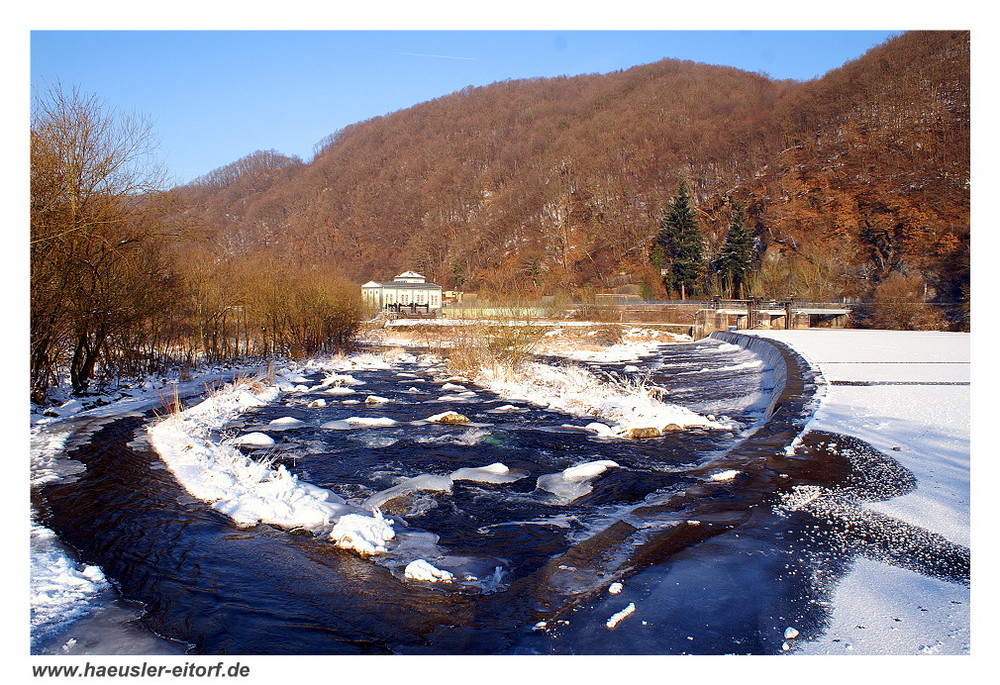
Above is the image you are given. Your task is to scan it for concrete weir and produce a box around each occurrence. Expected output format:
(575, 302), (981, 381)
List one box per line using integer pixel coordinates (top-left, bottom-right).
(710, 330), (812, 424)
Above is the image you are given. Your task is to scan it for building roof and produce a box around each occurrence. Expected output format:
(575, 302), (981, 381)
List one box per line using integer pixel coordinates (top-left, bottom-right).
(363, 281), (443, 290)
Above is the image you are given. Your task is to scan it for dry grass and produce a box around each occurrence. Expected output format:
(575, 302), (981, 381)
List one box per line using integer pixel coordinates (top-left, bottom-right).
(446, 319), (546, 377)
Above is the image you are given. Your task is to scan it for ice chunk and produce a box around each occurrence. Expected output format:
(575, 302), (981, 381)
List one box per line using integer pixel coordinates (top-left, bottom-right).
(364, 474), (453, 510)
(606, 603), (636, 629)
(537, 460), (619, 503)
(451, 462), (528, 484)
(563, 460), (619, 481)
(709, 469), (741, 481)
(344, 416), (398, 428)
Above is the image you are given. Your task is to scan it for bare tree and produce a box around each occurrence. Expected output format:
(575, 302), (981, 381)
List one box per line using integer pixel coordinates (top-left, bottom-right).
(30, 84), (174, 398)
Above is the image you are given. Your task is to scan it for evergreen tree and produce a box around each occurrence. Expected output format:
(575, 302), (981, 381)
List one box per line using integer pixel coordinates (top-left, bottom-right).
(717, 203), (756, 299)
(653, 180), (706, 299)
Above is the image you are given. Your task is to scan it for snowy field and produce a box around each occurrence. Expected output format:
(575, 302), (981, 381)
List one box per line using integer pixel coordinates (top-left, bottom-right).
(748, 329), (972, 655)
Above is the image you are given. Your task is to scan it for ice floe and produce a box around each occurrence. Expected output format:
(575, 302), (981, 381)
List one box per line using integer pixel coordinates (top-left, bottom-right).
(537, 460), (620, 503)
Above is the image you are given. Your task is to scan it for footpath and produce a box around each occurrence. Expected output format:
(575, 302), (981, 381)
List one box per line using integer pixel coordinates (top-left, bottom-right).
(748, 329), (971, 655)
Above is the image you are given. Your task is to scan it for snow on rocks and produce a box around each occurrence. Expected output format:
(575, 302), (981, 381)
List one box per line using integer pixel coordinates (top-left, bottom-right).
(319, 416), (398, 430)
(709, 469), (741, 482)
(330, 510), (395, 556)
(426, 411), (471, 424)
(324, 386), (357, 396)
(404, 559), (455, 583)
(343, 416), (398, 428)
(224, 431), (275, 447)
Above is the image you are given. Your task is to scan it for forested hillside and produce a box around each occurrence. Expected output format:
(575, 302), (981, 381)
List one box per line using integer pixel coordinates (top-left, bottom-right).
(177, 31), (968, 316)
(30, 31), (970, 401)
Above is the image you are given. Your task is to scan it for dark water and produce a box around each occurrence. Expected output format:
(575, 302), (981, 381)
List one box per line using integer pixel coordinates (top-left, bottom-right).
(33, 339), (969, 654)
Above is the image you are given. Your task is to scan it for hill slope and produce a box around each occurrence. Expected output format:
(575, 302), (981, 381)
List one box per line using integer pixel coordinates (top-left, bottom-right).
(177, 31), (969, 321)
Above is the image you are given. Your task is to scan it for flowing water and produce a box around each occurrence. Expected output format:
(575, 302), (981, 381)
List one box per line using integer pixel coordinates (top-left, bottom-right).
(32, 338), (968, 654)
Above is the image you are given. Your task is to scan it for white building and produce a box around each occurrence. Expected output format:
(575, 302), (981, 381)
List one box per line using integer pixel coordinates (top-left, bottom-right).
(361, 271), (444, 313)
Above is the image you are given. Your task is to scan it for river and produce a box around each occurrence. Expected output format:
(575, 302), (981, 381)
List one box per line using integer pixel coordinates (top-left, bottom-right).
(31, 337), (967, 654)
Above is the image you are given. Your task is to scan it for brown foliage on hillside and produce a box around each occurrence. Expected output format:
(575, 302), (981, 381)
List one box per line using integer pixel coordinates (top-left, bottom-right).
(178, 31), (969, 325)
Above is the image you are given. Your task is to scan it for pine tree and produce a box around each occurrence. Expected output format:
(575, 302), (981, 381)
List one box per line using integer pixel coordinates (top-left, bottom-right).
(717, 203), (756, 299)
(653, 180), (706, 299)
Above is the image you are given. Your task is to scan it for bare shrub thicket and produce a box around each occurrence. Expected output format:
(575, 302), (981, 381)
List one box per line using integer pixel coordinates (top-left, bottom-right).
(870, 273), (947, 330)
(30, 86), (363, 402)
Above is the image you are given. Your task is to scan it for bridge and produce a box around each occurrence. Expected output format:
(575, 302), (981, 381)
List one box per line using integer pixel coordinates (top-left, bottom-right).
(693, 298), (851, 338)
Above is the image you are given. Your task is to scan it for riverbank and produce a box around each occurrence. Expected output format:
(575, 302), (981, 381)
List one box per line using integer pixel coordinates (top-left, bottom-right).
(744, 329), (971, 655)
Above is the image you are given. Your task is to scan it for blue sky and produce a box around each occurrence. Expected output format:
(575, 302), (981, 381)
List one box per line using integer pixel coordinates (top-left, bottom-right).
(31, 30), (899, 186)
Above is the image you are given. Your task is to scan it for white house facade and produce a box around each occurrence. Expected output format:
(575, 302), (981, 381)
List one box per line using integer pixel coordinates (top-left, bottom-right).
(362, 271), (444, 312)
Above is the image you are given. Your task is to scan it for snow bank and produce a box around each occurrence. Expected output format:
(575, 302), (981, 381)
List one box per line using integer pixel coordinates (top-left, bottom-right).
(30, 522), (109, 649)
(147, 363), (399, 557)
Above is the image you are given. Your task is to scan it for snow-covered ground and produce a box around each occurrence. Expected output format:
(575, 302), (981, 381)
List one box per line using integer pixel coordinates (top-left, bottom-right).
(747, 329), (972, 655)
